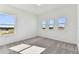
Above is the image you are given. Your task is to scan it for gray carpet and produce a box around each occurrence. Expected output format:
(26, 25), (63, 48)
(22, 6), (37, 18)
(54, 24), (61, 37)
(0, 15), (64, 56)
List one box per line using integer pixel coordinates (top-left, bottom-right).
(0, 36), (78, 54)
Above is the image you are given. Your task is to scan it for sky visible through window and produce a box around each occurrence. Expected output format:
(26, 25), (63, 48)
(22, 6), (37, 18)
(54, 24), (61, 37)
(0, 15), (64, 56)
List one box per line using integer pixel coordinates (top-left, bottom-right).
(0, 14), (15, 27)
(58, 17), (65, 24)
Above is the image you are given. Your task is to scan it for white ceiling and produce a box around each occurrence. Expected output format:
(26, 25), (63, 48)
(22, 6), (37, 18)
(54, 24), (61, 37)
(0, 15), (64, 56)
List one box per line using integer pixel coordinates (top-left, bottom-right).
(9, 4), (75, 15)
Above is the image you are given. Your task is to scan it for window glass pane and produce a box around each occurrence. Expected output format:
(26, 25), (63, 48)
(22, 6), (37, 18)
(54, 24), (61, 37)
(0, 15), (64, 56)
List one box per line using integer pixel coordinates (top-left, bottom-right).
(0, 14), (15, 35)
(58, 17), (65, 28)
(58, 17), (65, 24)
(48, 19), (54, 25)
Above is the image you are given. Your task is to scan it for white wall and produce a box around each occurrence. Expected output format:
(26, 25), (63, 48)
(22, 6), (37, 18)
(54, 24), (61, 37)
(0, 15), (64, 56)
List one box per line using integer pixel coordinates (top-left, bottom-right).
(77, 5), (79, 50)
(38, 5), (77, 44)
(0, 5), (37, 45)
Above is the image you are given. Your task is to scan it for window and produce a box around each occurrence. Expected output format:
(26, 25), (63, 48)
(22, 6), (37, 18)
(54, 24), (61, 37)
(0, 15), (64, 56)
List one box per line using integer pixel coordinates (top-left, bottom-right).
(58, 17), (65, 28)
(0, 14), (15, 35)
(48, 19), (54, 29)
(42, 20), (46, 29)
